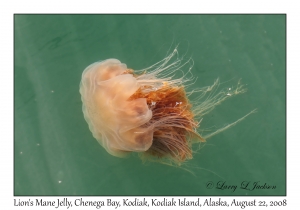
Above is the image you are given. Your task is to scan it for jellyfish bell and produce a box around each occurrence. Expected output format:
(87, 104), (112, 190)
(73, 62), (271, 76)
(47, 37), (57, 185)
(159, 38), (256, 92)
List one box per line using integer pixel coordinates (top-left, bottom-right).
(80, 59), (155, 157)
(79, 48), (255, 165)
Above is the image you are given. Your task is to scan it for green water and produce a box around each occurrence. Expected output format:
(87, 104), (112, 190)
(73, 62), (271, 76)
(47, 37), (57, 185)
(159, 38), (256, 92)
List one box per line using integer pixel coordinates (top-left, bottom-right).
(15, 15), (285, 196)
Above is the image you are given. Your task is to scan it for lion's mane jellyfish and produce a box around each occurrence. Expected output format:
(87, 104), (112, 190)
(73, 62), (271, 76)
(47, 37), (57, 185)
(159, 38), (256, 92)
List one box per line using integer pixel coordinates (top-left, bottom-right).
(79, 48), (255, 165)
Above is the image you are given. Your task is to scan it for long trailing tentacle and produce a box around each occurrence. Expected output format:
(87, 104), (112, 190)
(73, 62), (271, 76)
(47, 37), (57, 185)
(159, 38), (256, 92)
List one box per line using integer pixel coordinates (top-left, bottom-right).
(127, 45), (255, 166)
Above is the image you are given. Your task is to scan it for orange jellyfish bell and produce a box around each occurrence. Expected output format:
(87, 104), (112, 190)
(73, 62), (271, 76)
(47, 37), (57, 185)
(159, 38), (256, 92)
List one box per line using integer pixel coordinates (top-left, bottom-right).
(79, 59), (154, 157)
(79, 48), (255, 165)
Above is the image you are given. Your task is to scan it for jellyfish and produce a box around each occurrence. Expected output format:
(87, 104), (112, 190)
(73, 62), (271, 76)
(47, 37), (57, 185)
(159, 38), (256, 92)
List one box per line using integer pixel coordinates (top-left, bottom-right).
(79, 47), (255, 165)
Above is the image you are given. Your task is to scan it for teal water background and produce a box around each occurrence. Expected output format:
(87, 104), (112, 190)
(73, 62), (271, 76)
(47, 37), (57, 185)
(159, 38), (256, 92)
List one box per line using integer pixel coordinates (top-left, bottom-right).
(14, 15), (285, 195)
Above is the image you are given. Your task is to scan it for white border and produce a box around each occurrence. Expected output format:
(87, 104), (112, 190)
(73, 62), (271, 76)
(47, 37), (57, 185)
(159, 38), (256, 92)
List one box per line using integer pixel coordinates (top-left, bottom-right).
(2, 0), (298, 208)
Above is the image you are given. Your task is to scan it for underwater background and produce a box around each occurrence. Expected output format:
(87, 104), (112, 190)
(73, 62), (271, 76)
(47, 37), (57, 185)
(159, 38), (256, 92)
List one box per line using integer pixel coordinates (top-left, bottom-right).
(14, 14), (285, 196)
